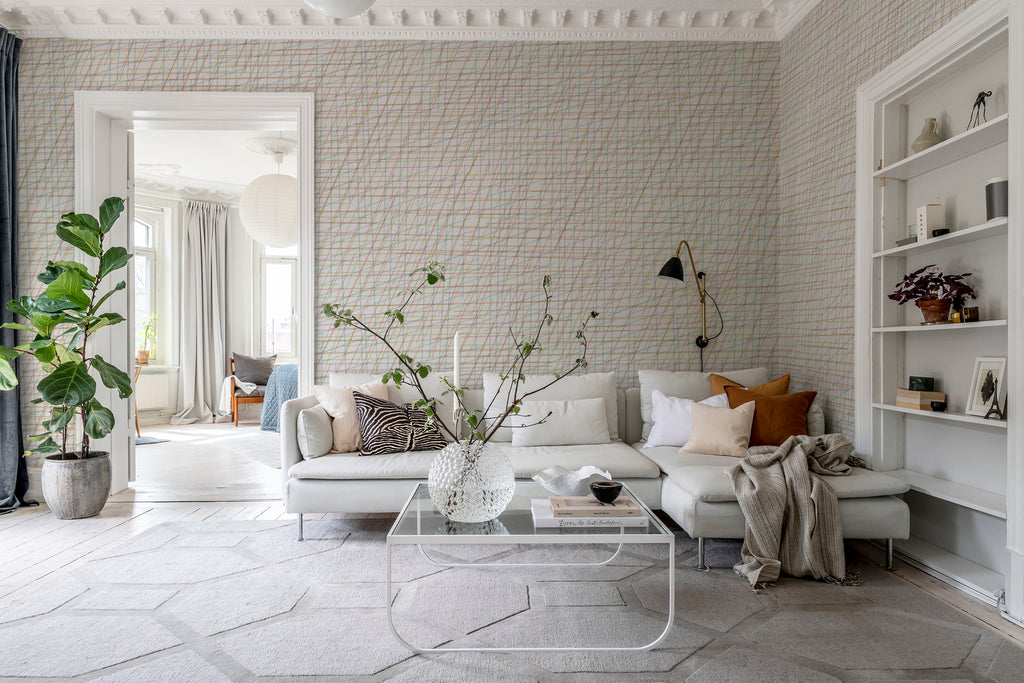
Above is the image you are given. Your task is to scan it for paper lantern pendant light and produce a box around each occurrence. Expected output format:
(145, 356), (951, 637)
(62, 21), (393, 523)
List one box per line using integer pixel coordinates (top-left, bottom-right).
(240, 136), (298, 248)
(239, 174), (298, 248)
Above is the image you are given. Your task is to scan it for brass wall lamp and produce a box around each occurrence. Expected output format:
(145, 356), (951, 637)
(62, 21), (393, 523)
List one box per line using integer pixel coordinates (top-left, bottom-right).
(658, 239), (709, 349)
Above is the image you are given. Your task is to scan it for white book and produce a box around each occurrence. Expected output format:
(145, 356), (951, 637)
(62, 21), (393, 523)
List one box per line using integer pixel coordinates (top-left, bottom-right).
(531, 499), (648, 528)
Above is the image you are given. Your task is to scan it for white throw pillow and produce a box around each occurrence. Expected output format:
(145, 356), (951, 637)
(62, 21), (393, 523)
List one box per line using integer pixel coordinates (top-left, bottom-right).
(638, 367), (768, 440)
(483, 371), (618, 442)
(645, 390), (730, 448)
(681, 401), (756, 458)
(507, 398), (611, 447)
(313, 381), (388, 453)
(807, 400), (825, 437)
(329, 371), (456, 440)
(296, 404), (334, 459)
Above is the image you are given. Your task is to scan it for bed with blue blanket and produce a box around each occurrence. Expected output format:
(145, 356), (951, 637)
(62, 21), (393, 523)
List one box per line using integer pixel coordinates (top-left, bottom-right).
(260, 363), (298, 432)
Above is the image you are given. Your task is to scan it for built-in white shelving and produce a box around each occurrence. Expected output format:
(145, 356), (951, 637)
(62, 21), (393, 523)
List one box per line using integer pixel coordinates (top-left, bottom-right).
(873, 218), (1008, 258)
(872, 402), (1007, 428)
(855, 1), (1016, 618)
(871, 319), (1007, 333)
(888, 468), (1007, 518)
(873, 114), (1008, 181)
(894, 536), (1003, 605)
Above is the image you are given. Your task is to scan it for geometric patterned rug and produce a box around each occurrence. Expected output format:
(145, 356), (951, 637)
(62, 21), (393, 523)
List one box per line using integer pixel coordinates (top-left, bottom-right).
(0, 517), (1021, 681)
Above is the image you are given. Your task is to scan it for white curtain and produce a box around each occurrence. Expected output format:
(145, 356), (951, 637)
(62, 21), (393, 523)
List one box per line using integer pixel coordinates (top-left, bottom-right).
(171, 200), (230, 424)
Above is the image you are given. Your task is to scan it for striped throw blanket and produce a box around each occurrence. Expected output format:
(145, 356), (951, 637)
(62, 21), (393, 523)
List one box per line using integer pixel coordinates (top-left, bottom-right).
(730, 434), (861, 587)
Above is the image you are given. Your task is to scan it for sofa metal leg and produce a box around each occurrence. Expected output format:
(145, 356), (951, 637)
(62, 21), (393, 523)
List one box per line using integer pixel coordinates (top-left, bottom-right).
(885, 539), (894, 570)
(297, 513), (304, 542)
(695, 537), (710, 572)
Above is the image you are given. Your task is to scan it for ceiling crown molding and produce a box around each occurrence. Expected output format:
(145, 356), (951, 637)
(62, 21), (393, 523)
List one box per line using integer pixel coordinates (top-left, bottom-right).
(0, 1), (823, 41)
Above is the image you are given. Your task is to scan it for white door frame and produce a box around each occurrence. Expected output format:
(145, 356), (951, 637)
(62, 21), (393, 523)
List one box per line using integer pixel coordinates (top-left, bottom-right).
(74, 91), (315, 494)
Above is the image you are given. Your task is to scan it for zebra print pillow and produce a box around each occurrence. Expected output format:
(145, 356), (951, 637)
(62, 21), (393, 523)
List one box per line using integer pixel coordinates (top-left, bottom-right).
(353, 391), (448, 456)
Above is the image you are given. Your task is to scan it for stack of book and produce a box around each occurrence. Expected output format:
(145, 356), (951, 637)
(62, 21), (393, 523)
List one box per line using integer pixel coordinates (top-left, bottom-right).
(896, 388), (946, 410)
(531, 496), (648, 528)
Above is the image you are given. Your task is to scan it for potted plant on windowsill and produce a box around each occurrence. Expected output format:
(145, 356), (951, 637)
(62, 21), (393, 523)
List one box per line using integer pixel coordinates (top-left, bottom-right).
(888, 264), (976, 324)
(322, 262), (598, 523)
(0, 197), (134, 519)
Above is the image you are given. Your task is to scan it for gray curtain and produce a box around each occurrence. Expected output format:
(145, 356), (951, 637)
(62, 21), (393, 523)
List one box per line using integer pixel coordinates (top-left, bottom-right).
(0, 29), (33, 515)
(171, 200), (230, 424)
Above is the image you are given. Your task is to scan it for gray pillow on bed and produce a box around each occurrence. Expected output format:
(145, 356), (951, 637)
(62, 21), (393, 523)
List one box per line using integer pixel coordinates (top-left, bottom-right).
(233, 352), (276, 385)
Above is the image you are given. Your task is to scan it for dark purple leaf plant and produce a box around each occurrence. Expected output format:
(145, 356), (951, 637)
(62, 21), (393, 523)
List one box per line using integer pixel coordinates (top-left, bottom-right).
(888, 265), (976, 306)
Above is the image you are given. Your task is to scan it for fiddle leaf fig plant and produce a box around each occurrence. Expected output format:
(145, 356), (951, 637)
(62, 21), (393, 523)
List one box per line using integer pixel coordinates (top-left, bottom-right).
(322, 262), (599, 445)
(0, 197), (134, 459)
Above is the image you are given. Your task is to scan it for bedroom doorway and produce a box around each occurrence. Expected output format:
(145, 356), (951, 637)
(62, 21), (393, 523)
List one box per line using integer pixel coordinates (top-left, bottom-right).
(75, 92), (314, 500)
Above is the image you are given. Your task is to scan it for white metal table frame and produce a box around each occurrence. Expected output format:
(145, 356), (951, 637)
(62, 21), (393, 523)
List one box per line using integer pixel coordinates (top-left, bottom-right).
(386, 482), (675, 653)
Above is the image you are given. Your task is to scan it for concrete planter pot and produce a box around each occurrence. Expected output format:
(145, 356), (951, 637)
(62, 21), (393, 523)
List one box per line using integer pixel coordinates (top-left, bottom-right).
(41, 451), (111, 520)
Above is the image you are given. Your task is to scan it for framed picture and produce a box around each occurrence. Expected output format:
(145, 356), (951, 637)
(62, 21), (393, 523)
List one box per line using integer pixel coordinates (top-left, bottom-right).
(966, 357), (1007, 417)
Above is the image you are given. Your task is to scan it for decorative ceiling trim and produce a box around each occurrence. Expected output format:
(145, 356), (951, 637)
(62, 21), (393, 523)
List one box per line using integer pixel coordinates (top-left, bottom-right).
(136, 175), (242, 203)
(0, 1), (823, 41)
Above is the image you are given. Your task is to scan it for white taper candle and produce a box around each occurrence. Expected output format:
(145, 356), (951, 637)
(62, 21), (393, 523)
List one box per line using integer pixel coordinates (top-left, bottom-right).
(453, 331), (461, 389)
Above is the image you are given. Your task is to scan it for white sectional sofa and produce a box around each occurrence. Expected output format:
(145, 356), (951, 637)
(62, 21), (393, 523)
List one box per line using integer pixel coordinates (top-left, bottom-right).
(281, 368), (910, 568)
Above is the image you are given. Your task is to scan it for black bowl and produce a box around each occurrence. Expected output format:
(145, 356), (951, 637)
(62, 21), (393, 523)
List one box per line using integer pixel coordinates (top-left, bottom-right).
(930, 400), (947, 412)
(590, 480), (623, 504)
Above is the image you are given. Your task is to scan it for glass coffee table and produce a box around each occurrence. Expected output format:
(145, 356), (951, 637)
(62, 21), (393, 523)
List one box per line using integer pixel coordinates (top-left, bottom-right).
(387, 482), (675, 653)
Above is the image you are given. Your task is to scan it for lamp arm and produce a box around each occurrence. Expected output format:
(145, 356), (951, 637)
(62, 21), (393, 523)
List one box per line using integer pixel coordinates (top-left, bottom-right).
(674, 240), (709, 347)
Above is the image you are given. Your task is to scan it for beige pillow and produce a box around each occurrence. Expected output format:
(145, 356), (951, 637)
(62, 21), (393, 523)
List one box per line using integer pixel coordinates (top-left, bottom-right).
(313, 381), (388, 453)
(680, 400), (755, 458)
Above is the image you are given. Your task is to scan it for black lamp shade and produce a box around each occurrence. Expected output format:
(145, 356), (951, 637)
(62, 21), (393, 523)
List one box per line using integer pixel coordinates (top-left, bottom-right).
(658, 256), (685, 282)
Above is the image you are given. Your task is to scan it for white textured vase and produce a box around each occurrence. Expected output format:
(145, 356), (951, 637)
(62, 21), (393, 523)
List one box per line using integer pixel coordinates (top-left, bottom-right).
(428, 441), (515, 523)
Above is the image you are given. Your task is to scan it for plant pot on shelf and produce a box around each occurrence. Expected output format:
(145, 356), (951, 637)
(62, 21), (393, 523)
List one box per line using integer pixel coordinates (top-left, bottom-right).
(136, 349), (150, 365)
(41, 451), (112, 520)
(916, 298), (952, 324)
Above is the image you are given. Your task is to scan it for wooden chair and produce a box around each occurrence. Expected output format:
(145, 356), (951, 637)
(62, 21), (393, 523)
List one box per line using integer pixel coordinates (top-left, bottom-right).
(230, 356), (265, 427)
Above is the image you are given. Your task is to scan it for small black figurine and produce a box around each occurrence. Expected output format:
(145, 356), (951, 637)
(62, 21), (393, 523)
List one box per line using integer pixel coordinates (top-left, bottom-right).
(968, 90), (993, 130)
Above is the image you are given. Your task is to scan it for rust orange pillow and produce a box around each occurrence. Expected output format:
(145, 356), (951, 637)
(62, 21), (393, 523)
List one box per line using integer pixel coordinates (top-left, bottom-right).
(711, 373), (791, 396)
(724, 386), (817, 447)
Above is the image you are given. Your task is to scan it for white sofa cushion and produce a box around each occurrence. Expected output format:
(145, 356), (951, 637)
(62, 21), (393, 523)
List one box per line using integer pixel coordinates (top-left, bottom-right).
(314, 381), (388, 453)
(296, 404), (334, 459)
(289, 441), (661, 480)
(639, 445), (910, 501)
(483, 371), (619, 442)
(508, 398), (611, 446)
(680, 401), (755, 457)
(639, 367), (768, 439)
(329, 371), (456, 440)
(646, 390), (730, 448)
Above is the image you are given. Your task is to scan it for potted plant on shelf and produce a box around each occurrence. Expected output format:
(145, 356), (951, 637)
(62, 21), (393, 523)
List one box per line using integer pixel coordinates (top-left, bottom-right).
(888, 264), (976, 324)
(0, 197), (134, 519)
(137, 314), (157, 365)
(323, 262), (598, 523)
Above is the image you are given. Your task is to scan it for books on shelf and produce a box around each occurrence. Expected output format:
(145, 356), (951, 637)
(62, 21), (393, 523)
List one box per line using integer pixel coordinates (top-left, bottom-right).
(531, 499), (649, 528)
(895, 388), (945, 410)
(548, 495), (643, 517)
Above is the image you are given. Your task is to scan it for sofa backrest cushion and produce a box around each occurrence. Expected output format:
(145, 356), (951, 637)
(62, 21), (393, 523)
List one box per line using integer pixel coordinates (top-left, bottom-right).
(638, 367), (768, 440)
(507, 398), (611, 447)
(483, 371), (619, 442)
(329, 371), (456, 440)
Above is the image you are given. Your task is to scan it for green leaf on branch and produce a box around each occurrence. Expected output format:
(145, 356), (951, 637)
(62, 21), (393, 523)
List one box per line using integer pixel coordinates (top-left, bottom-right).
(97, 197), (125, 234)
(0, 358), (17, 390)
(1, 322), (34, 333)
(98, 247), (132, 280)
(44, 405), (76, 432)
(37, 361), (96, 407)
(44, 270), (90, 310)
(34, 345), (56, 365)
(84, 399), (115, 439)
(38, 262), (63, 285)
(55, 219), (101, 257)
(30, 312), (62, 337)
(542, 275), (551, 287)
(6, 296), (32, 318)
(27, 438), (60, 455)
(89, 280), (126, 314)
(33, 296), (80, 314)
(91, 355), (133, 398)
(417, 365), (430, 379)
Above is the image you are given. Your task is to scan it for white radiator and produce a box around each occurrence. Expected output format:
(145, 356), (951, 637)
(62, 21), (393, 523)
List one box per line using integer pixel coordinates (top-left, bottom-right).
(136, 371), (175, 412)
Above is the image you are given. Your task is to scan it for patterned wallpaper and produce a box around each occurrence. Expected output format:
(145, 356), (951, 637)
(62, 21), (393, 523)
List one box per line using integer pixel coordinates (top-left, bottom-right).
(772, 0), (976, 435)
(15, 40), (779, 430)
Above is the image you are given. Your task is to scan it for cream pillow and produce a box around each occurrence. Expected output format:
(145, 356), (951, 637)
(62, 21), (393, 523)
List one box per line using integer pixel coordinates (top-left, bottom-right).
(483, 371), (618, 442)
(313, 381), (388, 453)
(507, 398), (611, 447)
(681, 401), (755, 458)
(296, 405), (334, 460)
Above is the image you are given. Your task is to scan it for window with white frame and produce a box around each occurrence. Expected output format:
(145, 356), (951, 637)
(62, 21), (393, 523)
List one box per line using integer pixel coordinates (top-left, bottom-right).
(133, 214), (157, 355)
(260, 243), (298, 360)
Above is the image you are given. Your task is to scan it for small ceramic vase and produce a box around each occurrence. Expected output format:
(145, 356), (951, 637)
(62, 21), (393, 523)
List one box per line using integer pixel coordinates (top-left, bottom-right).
(911, 117), (944, 154)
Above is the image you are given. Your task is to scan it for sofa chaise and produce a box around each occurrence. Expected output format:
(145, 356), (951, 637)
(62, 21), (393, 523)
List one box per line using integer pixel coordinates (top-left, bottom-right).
(281, 368), (910, 569)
